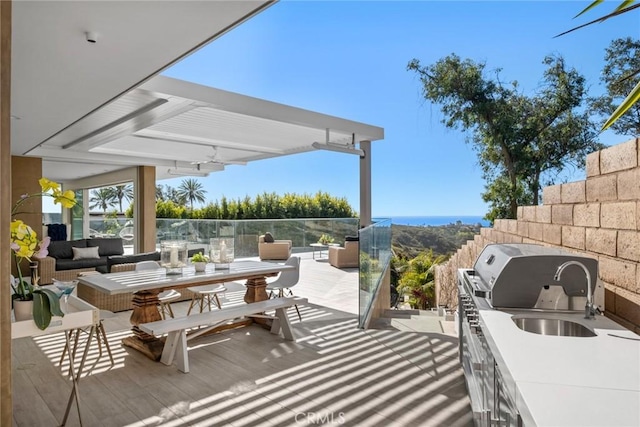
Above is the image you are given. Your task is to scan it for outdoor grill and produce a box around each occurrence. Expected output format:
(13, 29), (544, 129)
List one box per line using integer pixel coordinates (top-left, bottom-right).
(461, 243), (600, 309)
(457, 243), (604, 425)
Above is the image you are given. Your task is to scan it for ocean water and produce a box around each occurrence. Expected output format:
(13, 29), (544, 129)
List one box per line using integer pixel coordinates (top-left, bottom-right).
(380, 215), (490, 227)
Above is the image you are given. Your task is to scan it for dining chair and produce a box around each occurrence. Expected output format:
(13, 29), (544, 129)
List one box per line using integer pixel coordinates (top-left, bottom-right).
(135, 260), (181, 319)
(186, 283), (228, 315)
(266, 256), (302, 321)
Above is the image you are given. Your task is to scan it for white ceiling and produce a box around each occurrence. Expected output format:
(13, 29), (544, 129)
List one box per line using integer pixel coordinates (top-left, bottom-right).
(12, 1), (384, 186)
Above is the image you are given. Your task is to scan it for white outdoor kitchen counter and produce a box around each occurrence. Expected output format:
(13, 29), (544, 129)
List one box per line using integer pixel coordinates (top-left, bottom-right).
(479, 309), (640, 427)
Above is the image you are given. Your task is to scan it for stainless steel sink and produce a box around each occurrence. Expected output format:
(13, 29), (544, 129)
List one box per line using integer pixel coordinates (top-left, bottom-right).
(512, 317), (596, 337)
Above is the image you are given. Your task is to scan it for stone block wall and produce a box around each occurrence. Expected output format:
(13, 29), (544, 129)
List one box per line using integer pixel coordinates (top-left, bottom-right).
(435, 138), (640, 334)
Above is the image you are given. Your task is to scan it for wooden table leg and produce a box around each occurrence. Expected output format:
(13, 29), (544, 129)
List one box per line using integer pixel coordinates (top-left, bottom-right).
(244, 277), (273, 329)
(244, 277), (269, 303)
(122, 290), (166, 361)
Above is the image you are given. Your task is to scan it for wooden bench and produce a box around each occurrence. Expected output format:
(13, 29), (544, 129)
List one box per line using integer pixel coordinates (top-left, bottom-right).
(139, 296), (308, 373)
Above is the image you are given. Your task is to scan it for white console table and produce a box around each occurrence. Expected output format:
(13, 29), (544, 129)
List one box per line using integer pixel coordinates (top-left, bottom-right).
(12, 294), (100, 426)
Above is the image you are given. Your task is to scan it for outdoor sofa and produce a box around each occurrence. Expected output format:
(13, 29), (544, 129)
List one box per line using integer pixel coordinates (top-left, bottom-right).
(34, 237), (127, 285)
(36, 239), (205, 312)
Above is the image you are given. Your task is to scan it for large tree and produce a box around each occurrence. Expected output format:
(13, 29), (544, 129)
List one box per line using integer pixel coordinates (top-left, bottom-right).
(156, 184), (187, 205)
(89, 188), (115, 213)
(176, 178), (207, 210)
(107, 184), (134, 212)
(408, 54), (602, 220)
(589, 37), (640, 137)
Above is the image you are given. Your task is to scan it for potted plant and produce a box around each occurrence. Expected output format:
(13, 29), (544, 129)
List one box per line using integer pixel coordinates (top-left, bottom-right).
(10, 178), (77, 330)
(318, 234), (334, 245)
(191, 252), (209, 272)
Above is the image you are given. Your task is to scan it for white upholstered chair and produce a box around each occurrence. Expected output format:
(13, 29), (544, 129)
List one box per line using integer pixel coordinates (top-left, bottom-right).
(266, 256), (302, 321)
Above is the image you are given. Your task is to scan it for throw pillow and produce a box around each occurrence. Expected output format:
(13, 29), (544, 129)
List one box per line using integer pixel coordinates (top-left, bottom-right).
(263, 232), (275, 243)
(88, 237), (124, 256)
(72, 246), (100, 260)
(48, 239), (88, 259)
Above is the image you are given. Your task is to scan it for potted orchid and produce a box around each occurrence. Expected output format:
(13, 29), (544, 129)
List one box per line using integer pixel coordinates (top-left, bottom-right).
(11, 178), (77, 330)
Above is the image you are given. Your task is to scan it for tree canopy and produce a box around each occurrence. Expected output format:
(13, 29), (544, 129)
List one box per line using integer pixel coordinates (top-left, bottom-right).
(408, 54), (603, 221)
(561, 1), (640, 131)
(395, 250), (446, 310)
(126, 189), (357, 220)
(589, 37), (640, 137)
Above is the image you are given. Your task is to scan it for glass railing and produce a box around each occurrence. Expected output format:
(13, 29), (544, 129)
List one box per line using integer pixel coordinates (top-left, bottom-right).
(88, 217), (132, 240)
(87, 217), (360, 257)
(86, 216), (391, 328)
(358, 218), (392, 328)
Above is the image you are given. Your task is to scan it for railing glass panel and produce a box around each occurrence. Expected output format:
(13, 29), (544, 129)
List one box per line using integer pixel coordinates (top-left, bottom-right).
(86, 216), (391, 328)
(358, 218), (392, 328)
(87, 217), (359, 257)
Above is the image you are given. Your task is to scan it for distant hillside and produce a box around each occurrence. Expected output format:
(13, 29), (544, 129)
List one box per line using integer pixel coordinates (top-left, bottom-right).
(392, 222), (484, 259)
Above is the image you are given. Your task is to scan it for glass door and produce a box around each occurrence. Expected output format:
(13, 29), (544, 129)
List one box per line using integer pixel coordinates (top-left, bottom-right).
(70, 189), (84, 240)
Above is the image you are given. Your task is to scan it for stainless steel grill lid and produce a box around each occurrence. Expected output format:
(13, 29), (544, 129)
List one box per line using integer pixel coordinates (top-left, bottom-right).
(472, 243), (598, 308)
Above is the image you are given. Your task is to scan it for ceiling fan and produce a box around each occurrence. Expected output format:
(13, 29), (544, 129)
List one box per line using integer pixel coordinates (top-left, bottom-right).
(190, 146), (247, 166)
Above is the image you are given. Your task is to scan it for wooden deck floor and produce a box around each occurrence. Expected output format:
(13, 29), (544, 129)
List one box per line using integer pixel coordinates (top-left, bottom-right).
(12, 251), (472, 426)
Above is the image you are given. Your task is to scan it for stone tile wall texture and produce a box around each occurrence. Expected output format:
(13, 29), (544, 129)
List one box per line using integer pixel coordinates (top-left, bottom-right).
(437, 138), (640, 334)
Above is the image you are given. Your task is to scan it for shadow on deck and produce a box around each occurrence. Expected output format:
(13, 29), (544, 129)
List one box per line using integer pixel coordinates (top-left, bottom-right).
(12, 251), (472, 426)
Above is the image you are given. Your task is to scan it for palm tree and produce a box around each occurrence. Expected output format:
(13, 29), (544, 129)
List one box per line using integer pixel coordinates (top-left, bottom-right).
(156, 184), (165, 201)
(108, 184), (134, 212)
(176, 178), (207, 210)
(167, 187), (187, 205)
(89, 188), (115, 213)
(396, 251), (446, 310)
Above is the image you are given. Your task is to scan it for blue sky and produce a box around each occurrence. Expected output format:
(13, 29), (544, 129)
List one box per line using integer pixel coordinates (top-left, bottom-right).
(121, 2), (640, 217)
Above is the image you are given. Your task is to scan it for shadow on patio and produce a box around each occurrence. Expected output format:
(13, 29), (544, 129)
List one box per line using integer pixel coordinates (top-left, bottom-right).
(12, 253), (472, 427)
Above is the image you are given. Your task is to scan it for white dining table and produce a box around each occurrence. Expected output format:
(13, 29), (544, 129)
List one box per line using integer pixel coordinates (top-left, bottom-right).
(78, 260), (293, 360)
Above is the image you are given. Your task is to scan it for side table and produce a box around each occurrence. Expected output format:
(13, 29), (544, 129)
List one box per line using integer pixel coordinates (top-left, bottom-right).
(310, 243), (339, 259)
(12, 294), (99, 426)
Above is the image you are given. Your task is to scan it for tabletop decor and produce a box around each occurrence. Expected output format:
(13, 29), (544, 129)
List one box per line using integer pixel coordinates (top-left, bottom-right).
(318, 234), (334, 245)
(210, 238), (234, 269)
(11, 178), (77, 329)
(190, 251), (209, 272)
(160, 241), (188, 274)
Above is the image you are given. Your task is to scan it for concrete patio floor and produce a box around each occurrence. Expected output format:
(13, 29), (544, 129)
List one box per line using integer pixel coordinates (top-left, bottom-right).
(12, 251), (472, 426)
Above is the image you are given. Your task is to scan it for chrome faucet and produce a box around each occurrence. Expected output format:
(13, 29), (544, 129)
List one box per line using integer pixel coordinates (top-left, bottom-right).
(554, 260), (596, 319)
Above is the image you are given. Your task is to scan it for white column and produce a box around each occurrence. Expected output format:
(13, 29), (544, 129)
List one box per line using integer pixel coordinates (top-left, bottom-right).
(359, 140), (372, 227)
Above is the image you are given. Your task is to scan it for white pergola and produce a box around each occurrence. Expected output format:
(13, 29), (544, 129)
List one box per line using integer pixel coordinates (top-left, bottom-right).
(2, 2), (384, 421)
(30, 74), (383, 183)
(31, 75), (384, 229)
